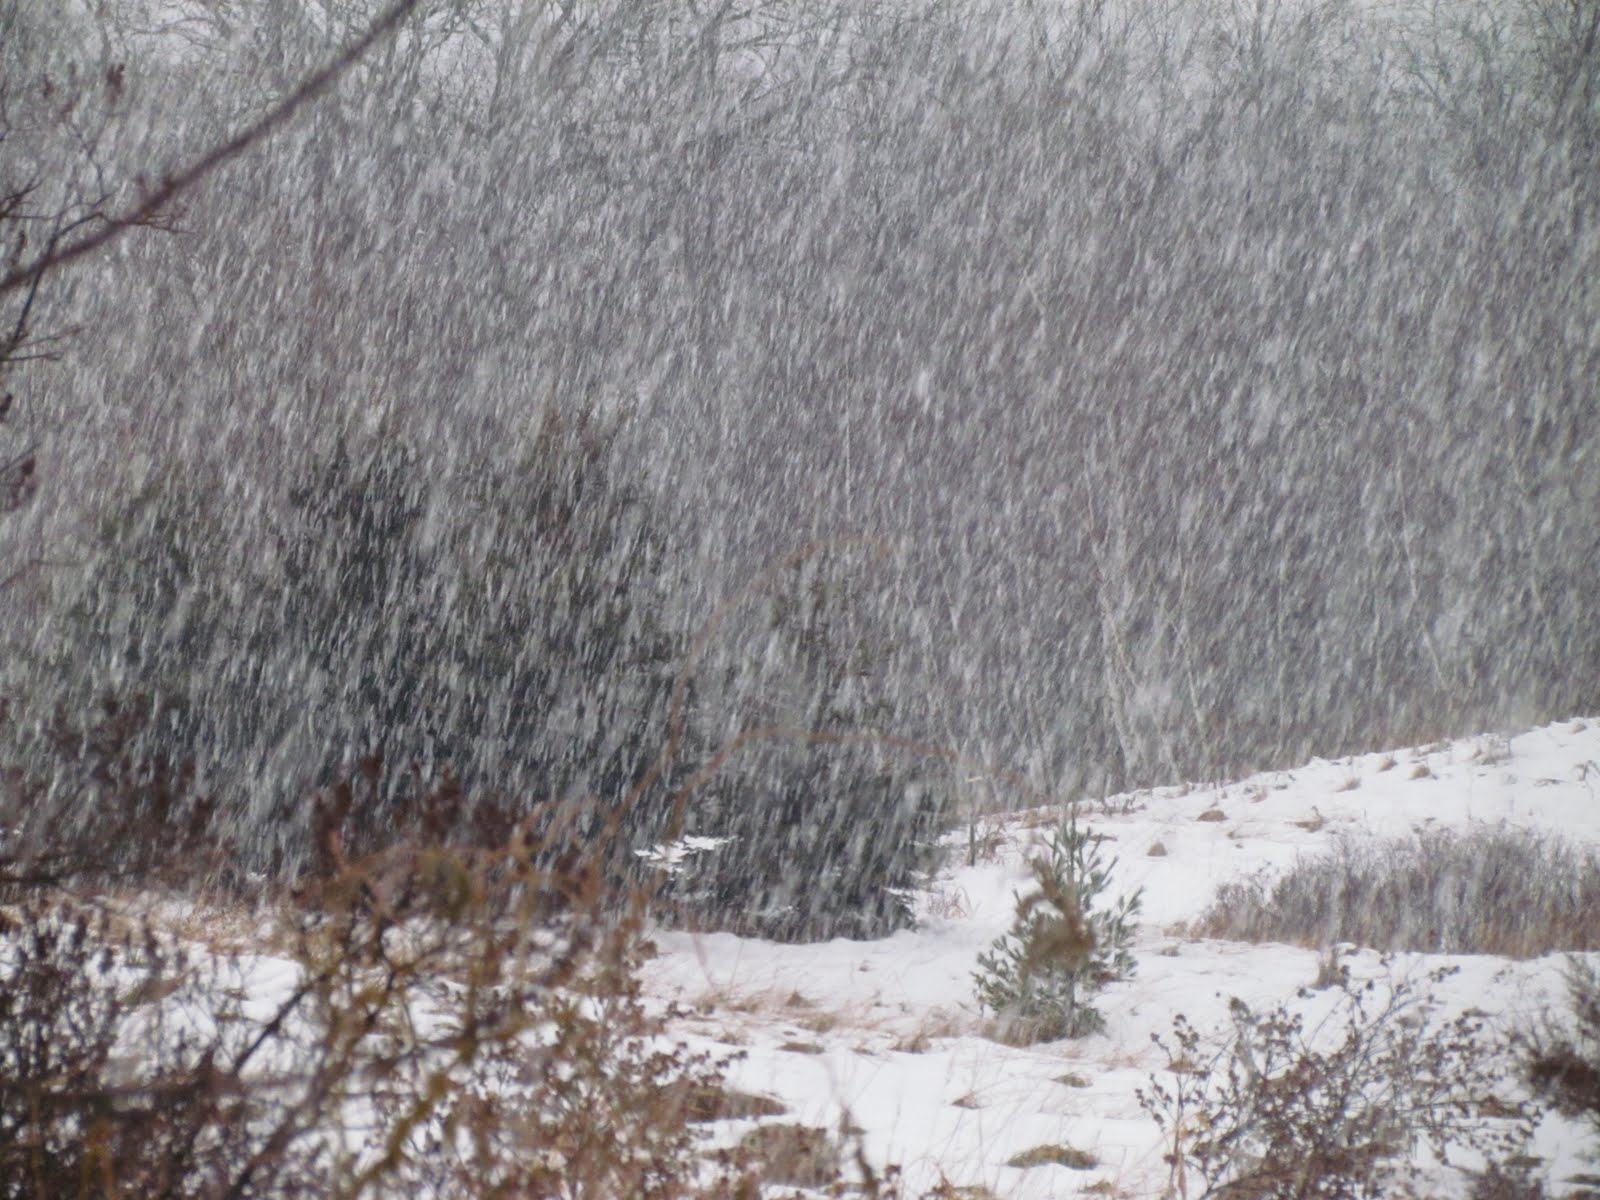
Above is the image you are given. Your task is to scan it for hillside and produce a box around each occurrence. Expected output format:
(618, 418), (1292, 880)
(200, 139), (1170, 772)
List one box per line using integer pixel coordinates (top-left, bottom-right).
(644, 718), (1600, 1196)
(3, 718), (1597, 1196)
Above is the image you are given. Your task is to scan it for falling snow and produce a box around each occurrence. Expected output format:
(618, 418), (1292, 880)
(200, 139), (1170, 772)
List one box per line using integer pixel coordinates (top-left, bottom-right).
(0, 0), (1597, 1189)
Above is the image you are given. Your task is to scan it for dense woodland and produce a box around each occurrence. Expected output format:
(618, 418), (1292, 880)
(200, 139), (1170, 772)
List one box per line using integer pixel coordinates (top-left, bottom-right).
(1, 0), (1596, 932)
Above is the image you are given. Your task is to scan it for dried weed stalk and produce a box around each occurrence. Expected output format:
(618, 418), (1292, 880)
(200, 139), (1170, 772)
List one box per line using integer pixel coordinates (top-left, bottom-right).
(1137, 967), (1534, 1199)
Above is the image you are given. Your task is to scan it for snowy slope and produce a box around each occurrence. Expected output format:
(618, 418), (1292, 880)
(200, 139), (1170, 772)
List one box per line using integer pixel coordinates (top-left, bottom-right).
(643, 718), (1600, 1197)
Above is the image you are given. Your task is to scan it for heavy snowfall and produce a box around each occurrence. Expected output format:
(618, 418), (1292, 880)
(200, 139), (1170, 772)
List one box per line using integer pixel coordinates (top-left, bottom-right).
(0, 0), (1596, 1195)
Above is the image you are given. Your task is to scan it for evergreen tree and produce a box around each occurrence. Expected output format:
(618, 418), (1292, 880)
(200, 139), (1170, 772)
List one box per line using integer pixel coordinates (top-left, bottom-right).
(975, 807), (1142, 1041)
(34, 405), (687, 880)
(661, 549), (947, 941)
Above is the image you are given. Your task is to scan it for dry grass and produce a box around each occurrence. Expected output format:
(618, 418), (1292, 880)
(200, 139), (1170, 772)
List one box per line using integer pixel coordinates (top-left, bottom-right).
(920, 1182), (1001, 1200)
(1005, 1142), (1098, 1169)
(891, 1007), (969, 1053)
(1083, 792), (1149, 817)
(799, 1009), (841, 1035)
(732, 1123), (842, 1188)
(1472, 734), (1514, 765)
(678, 1082), (788, 1123)
(922, 882), (974, 920)
(1197, 826), (1600, 955)
(778, 1039), (826, 1055)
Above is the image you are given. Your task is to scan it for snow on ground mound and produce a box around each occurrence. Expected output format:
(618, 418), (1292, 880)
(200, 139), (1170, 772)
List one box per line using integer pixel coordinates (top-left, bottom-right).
(643, 718), (1600, 1198)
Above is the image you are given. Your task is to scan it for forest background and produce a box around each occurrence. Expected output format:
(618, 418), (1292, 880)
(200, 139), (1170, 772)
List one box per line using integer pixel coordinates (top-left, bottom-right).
(0, 0), (1595, 936)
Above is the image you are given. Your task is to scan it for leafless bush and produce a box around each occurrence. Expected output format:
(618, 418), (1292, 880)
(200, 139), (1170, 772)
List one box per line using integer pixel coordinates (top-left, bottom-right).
(0, 698), (753, 1197)
(0, 694), (226, 895)
(0, 789), (749, 1199)
(1138, 967), (1534, 1199)
(0, 692), (965, 1198)
(1196, 827), (1600, 956)
(1520, 956), (1600, 1194)
(0, 893), (323, 1198)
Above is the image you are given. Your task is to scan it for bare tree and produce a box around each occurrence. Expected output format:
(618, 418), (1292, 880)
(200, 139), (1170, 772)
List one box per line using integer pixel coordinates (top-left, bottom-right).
(0, 0), (423, 343)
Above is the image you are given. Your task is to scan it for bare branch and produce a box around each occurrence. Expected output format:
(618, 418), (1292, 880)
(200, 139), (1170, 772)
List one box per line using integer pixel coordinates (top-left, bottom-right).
(0, 0), (425, 298)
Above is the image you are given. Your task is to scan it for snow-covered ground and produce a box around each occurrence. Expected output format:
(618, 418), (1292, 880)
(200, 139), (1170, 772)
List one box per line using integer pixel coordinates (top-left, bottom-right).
(50, 718), (1597, 1195)
(643, 718), (1600, 1197)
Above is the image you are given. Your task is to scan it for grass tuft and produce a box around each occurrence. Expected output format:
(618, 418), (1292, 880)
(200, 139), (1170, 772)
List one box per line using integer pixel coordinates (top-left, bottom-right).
(1005, 1143), (1098, 1169)
(732, 1123), (842, 1188)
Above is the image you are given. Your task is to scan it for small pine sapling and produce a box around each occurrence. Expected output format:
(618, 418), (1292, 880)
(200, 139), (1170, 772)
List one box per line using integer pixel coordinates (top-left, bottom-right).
(974, 806), (1142, 1041)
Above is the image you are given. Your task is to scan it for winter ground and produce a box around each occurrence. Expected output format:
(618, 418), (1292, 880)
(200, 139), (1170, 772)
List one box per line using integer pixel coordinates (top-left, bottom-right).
(74, 719), (1600, 1196)
(643, 719), (1600, 1197)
